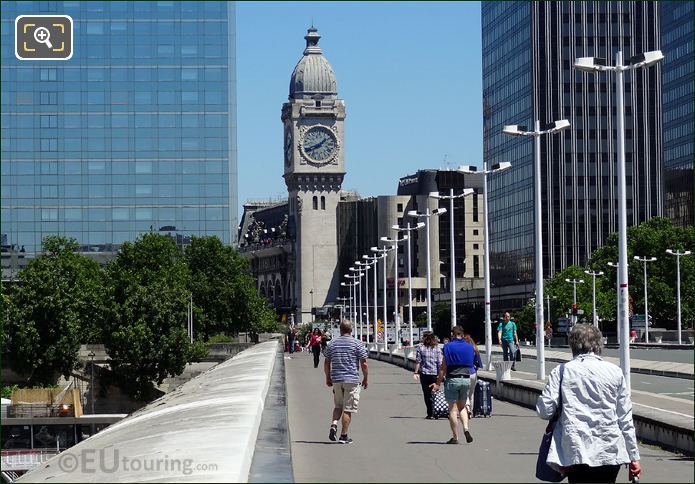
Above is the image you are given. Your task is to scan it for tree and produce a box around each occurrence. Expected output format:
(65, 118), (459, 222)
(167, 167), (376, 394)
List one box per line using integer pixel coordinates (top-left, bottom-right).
(104, 234), (206, 399)
(5, 236), (107, 386)
(184, 236), (278, 340)
(587, 217), (694, 329)
(432, 302), (451, 340)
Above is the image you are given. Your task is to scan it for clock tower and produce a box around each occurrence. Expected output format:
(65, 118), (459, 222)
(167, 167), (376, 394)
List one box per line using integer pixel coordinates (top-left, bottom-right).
(283, 27), (345, 324)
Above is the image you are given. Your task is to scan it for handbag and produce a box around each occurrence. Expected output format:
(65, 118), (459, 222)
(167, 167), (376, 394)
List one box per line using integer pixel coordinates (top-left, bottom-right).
(515, 347), (522, 362)
(536, 364), (565, 482)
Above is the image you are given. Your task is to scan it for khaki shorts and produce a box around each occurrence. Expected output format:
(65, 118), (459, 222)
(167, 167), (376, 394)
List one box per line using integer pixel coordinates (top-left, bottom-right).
(332, 382), (361, 413)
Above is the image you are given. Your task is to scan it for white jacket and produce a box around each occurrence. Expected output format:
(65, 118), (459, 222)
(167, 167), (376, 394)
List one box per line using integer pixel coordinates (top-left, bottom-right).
(536, 353), (640, 470)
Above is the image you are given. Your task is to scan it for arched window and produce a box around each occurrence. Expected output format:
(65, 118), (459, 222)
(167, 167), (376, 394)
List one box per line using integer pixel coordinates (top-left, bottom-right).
(321, 196), (326, 210)
(312, 196), (318, 210)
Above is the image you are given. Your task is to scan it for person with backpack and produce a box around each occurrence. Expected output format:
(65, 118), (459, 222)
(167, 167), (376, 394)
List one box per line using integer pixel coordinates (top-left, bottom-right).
(497, 312), (519, 371)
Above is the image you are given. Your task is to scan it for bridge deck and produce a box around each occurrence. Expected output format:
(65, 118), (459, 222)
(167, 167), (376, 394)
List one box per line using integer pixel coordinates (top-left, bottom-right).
(286, 351), (693, 483)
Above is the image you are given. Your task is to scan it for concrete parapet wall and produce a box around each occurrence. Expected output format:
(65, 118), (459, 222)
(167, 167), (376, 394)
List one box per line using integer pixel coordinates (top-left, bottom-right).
(367, 345), (694, 456)
(17, 341), (280, 483)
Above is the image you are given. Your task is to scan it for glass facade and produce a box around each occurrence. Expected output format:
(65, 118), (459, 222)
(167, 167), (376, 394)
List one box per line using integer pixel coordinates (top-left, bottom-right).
(661, 1), (694, 227)
(1, 1), (237, 256)
(483, 1), (663, 286)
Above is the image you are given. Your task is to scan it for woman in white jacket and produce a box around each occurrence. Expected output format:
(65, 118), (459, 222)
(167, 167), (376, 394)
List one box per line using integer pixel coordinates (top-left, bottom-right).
(536, 324), (641, 483)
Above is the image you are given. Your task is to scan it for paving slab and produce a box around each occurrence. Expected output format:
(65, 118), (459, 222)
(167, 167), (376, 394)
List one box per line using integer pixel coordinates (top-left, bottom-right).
(286, 351), (693, 483)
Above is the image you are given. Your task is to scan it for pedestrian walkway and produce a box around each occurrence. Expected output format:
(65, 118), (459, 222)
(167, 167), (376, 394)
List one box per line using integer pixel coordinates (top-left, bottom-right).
(285, 352), (693, 483)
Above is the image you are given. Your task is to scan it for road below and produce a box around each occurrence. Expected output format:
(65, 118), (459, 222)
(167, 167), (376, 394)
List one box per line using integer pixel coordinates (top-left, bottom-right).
(285, 350), (693, 483)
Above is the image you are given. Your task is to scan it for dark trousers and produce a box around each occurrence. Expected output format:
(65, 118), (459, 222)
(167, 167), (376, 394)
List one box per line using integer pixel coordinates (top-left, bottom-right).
(566, 464), (621, 483)
(419, 374), (438, 417)
(501, 339), (516, 369)
(311, 345), (321, 368)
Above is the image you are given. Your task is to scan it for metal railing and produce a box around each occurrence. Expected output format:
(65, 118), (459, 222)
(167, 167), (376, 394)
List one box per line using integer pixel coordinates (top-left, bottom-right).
(6, 404), (75, 418)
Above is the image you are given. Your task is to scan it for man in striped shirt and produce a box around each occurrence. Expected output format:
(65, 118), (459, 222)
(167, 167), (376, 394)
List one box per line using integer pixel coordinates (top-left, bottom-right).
(324, 319), (369, 444)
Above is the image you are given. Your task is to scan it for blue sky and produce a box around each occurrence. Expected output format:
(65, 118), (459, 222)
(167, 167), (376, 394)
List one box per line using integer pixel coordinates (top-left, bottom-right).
(236, 1), (483, 211)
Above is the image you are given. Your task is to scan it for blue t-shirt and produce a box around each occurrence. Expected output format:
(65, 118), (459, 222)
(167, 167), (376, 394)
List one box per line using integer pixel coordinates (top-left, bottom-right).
(442, 339), (475, 376)
(325, 335), (369, 384)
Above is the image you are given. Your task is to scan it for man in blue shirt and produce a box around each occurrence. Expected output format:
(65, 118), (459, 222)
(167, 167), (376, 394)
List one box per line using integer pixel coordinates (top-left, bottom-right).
(324, 320), (369, 444)
(431, 325), (475, 444)
(497, 312), (519, 371)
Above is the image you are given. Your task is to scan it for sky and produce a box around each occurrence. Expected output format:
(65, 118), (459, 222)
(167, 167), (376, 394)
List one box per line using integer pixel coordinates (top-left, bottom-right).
(236, 1), (483, 213)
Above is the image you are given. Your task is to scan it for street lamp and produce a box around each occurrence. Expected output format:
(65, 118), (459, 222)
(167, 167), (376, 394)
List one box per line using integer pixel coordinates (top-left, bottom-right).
(363, 253), (382, 346)
(350, 266), (366, 341)
(503, 119), (569, 380)
(633, 256), (656, 342)
(429, 188), (474, 328)
(584, 270), (604, 328)
(666, 249), (691, 345)
(342, 276), (360, 339)
(575, 50), (664, 391)
(372, 245), (395, 350)
(337, 296), (351, 322)
(565, 278), (584, 327)
(407, 207), (447, 332)
(381, 235), (409, 347)
(459, 162), (512, 369)
(392, 222), (425, 347)
(356, 260), (374, 343)
(607, 262), (621, 345)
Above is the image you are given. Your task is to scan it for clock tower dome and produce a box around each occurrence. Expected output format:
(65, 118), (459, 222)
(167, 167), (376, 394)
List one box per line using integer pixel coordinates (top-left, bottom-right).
(283, 27), (345, 324)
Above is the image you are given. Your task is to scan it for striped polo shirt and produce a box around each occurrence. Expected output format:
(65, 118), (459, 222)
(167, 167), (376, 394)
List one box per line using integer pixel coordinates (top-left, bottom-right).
(325, 335), (369, 384)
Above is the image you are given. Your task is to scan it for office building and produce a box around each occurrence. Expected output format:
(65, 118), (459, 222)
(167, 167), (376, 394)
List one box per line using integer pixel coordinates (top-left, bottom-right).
(482, 2), (663, 294)
(1, 1), (238, 270)
(661, 1), (694, 228)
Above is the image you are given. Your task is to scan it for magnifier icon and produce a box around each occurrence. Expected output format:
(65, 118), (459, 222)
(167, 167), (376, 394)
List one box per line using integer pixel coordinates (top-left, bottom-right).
(34, 27), (53, 49)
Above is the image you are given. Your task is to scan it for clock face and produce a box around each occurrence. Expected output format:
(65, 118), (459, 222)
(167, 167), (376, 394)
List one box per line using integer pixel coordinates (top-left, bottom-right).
(301, 126), (337, 163)
(284, 129), (293, 165)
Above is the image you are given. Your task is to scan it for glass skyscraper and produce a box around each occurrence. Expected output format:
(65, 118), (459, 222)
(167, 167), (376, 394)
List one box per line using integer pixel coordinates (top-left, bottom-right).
(1, 1), (237, 260)
(482, 1), (663, 287)
(661, 1), (694, 228)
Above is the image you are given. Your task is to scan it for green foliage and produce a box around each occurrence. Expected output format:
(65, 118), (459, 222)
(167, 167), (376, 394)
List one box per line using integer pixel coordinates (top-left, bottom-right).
(184, 236), (278, 339)
(1, 384), (18, 399)
(512, 301), (537, 340)
(206, 334), (235, 344)
(5, 236), (108, 385)
(587, 218), (694, 329)
(544, 218), (694, 331)
(104, 234), (206, 399)
(432, 302), (451, 340)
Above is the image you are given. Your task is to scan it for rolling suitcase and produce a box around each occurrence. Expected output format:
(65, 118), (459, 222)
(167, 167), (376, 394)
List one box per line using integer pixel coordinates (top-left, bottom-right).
(431, 389), (449, 419)
(472, 380), (492, 417)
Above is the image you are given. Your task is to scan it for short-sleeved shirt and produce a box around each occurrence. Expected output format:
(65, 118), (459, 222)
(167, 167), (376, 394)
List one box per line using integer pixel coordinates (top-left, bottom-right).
(325, 335), (369, 384)
(442, 339), (475, 377)
(497, 321), (517, 341)
(416, 344), (442, 375)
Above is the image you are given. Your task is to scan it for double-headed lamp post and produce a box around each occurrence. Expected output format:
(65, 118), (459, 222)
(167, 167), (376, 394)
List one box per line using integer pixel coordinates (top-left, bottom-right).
(363, 253), (382, 346)
(575, 50), (663, 391)
(633, 256), (656, 343)
(407, 207), (447, 332)
(381, 234), (409, 347)
(459, 162), (512, 369)
(356, 259), (373, 342)
(565, 278), (584, 327)
(337, 296), (351, 322)
(392, 222), (425, 347)
(503, 119), (570, 381)
(666, 249), (691, 345)
(349, 266), (366, 340)
(584, 270), (604, 328)
(372, 245), (394, 349)
(342, 276), (360, 339)
(429, 188), (474, 328)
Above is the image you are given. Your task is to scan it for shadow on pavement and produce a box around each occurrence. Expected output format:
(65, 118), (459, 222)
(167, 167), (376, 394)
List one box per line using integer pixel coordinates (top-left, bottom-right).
(293, 440), (339, 445)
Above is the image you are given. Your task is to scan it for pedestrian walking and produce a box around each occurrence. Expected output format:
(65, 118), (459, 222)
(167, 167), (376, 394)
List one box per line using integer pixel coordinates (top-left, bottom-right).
(324, 320), (369, 444)
(288, 326), (297, 354)
(463, 334), (482, 419)
(413, 331), (442, 419)
(536, 324), (641, 483)
(309, 328), (323, 368)
(545, 322), (553, 348)
(431, 325), (475, 444)
(497, 312), (519, 370)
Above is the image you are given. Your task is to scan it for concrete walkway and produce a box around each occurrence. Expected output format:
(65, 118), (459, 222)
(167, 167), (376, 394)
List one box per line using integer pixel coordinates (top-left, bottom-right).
(285, 351), (693, 483)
